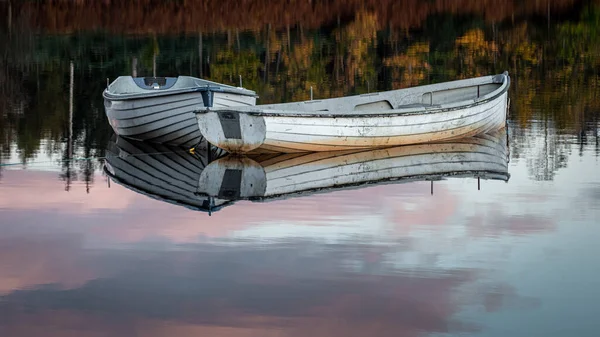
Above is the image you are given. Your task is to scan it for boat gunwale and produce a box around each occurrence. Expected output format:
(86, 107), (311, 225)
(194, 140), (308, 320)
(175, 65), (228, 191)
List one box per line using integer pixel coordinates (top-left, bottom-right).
(103, 86), (258, 101)
(196, 72), (510, 118)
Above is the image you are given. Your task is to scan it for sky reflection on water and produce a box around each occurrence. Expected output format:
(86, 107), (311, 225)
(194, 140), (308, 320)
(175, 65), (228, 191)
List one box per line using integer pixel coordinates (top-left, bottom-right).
(0, 145), (598, 336)
(1, 0), (600, 335)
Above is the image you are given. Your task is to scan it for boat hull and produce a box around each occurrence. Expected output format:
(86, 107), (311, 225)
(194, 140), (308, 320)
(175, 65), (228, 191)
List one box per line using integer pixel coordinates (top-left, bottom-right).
(105, 91), (256, 148)
(196, 73), (510, 153)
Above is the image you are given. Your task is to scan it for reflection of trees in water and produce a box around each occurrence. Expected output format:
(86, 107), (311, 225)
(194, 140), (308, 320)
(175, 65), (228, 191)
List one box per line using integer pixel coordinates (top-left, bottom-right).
(0, 8), (36, 175)
(580, 107), (600, 157)
(11, 0), (583, 34)
(508, 76), (599, 180)
(1, 1), (599, 185)
(0, 26), (112, 184)
(526, 121), (571, 181)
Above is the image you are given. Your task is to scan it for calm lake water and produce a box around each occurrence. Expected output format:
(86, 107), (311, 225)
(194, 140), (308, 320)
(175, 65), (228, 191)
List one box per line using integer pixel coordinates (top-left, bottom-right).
(1, 1), (599, 336)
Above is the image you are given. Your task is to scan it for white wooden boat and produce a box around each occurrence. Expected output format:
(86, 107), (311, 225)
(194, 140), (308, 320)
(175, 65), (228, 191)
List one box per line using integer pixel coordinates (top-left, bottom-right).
(104, 76), (256, 148)
(196, 129), (510, 201)
(103, 136), (230, 213)
(196, 72), (510, 153)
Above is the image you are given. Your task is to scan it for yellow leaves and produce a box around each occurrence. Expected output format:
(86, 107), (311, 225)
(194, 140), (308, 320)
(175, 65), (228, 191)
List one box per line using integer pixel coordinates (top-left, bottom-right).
(456, 29), (483, 44)
(209, 49), (261, 86)
(500, 23), (540, 65)
(454, 29), (500, 77)
(455, 29), (498, 57)
(510, 74), (537, 128)
(281, 39), (316, 101)
(406, 42), (429, 55)
(336, 11), (379, 86)
(282, 40), (314, 75)
(383, 42), (430, 88)
(341, 12), (378, 42)
(513, 43), (539, 64)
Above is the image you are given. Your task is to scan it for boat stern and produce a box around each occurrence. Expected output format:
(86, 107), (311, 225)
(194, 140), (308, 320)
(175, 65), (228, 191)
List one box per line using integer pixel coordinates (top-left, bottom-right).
(196, 109), (266, 153)
(197, 156), (267, 200)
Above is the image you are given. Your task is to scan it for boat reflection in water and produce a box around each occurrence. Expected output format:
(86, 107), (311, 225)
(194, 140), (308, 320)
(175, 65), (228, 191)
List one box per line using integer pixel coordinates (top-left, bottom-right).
(103, 136), (230, 213)
(199, 129), (510, 201)
(104, 129), (509, 213)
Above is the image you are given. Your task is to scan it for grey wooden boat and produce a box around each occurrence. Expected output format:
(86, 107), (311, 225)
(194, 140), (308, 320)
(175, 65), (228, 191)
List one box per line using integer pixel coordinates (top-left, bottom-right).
(104, 76), (257, 148)
(197, 129), (510, 201)
(103, 136), (231, 213)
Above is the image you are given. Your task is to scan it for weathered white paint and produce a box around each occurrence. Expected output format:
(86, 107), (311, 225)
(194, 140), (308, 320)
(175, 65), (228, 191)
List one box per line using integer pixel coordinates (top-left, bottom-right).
(196, 129), (509, 200)
(196, 72), (510, 153)
(196, 111), (266, 153)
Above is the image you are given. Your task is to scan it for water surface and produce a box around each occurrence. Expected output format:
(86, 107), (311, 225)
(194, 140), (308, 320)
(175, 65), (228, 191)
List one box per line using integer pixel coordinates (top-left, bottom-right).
(0, 1), (599, 336)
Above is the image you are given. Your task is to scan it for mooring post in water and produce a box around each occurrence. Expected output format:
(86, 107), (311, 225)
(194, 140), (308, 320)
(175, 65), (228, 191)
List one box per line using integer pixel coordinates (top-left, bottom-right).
(69, 62), (74, 160)
(239, 75), (242, 88)
(8, 1), (11, 34)
(65, 61), (75, 191)
(199, 31), (203, 77)
(132, 57), (138, 77)
(548, 0), (551, 32)
(153, 53), (157, 78)
(478, 177), (481, 191)
(430, 181), (433, 195)
(310, 86), (313, 100)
